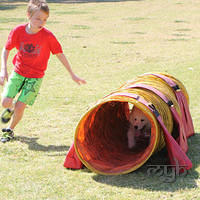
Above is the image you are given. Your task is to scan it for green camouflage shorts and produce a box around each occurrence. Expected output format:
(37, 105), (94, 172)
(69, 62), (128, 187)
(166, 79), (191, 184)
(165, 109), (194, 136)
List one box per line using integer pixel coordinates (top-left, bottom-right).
(2, 71), (43, 106)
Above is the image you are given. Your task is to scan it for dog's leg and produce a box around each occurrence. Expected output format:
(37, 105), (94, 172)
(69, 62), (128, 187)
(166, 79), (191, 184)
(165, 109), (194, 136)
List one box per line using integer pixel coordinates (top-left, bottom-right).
(145, 124), (151, 137)
(127, 126), (135, 148)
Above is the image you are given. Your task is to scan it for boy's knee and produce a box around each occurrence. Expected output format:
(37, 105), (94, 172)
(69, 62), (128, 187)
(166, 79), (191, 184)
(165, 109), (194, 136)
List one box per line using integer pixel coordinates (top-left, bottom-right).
(15, 101), (27, 111)
(1, 97), (13, 108)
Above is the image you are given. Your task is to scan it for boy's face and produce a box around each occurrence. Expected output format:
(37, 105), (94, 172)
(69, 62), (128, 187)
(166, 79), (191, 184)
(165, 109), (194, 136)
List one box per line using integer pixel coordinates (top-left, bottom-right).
(28, 10), (49, 33)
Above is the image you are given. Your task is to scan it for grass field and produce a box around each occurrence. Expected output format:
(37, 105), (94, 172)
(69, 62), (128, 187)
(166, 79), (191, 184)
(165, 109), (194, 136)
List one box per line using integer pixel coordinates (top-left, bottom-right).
(0, 0), (199, 199)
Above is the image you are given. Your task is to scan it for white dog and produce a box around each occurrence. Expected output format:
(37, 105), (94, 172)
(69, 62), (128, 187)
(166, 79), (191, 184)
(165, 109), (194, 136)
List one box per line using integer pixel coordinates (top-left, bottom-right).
(127, 106), (151, 149)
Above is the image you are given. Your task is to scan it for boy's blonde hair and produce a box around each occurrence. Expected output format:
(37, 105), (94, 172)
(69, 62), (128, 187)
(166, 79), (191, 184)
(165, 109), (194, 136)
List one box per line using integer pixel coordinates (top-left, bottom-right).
(27, 0), (49, 17)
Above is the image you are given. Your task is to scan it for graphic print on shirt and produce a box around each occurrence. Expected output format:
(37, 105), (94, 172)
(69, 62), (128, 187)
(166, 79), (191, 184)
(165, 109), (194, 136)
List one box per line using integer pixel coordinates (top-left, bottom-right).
(19, 42), (41, 57)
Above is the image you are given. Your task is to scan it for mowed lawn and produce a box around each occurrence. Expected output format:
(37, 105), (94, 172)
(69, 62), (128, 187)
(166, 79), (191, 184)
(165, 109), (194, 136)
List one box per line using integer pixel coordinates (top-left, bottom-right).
(0, 0), (199, 199)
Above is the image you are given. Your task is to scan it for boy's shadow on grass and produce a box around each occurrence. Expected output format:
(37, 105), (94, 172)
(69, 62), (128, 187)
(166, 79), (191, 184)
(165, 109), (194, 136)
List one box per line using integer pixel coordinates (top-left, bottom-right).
(92, 134), (200, 192)
(15, 136), (69, 154)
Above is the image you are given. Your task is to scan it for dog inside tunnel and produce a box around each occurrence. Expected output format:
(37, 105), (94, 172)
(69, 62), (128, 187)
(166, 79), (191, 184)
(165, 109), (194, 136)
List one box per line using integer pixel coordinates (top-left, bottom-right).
(65, 73), (193, 175)
(75, 100), (158, 175)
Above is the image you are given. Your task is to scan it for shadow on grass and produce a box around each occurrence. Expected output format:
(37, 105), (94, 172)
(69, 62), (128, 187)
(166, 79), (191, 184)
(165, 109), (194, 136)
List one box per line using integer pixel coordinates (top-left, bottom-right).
(0, 0), (144, 11)
(15, 135), (70, 152)
(47, 0), (144, 2)
(92, 134), (200, 191)
(0, 0), (144, 5)
(0, 3), (19, 10)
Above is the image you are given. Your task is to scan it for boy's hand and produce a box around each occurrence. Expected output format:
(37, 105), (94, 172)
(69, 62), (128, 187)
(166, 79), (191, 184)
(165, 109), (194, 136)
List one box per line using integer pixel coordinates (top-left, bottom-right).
(71, 74), (86, 85)
(0, 70), (8, 86)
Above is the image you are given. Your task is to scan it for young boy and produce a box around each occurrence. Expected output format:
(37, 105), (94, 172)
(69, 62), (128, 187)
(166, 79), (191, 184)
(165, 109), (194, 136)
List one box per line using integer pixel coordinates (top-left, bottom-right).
(0, 0), (86, 143)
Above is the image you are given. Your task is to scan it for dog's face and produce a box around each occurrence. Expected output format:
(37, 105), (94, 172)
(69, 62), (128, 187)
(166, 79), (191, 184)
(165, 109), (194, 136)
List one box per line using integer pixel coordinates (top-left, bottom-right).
(129, 106), (150, 130)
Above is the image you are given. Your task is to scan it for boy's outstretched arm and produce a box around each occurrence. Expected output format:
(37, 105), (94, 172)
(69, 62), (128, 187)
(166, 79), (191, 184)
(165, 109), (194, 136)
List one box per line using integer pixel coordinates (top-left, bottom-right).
(0, 47), (10, 86)
(56, 53), (86, 85)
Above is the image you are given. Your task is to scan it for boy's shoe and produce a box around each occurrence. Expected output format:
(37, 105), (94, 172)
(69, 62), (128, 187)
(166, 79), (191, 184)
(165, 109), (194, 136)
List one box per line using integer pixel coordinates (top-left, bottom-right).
(1, 108), (14, 124)
(0, 128), (14, 143)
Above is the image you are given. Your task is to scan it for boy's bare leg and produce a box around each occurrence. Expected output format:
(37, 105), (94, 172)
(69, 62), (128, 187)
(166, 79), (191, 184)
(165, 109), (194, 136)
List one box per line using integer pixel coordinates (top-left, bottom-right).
(9, 101), (26, 130)
(1, 97), (14, 109)
(0, 99), (26, 142)
(1, 98), (26, 129)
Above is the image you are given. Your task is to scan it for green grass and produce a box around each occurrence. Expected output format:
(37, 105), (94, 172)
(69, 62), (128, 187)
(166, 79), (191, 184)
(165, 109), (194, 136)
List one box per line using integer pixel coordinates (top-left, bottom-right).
(0, 0), (199, 199)
(0, 17), (26, 23)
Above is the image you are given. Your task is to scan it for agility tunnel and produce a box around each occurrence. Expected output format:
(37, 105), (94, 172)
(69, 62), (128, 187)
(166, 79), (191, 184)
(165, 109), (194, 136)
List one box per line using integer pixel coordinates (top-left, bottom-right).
(64, 72), (194, 175)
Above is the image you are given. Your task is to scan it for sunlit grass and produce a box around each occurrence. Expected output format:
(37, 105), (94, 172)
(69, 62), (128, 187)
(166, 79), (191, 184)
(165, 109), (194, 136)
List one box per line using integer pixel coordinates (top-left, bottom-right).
(0, 0), (199, 199)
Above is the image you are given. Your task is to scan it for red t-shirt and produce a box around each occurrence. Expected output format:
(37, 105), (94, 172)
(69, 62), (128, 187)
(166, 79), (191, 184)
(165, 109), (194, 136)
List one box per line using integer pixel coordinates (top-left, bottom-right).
(5, 24), (63, 78)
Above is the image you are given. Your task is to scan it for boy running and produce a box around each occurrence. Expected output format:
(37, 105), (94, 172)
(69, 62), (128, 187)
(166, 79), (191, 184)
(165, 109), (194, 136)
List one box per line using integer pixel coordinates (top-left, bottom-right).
(0, 0), (86, 143)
